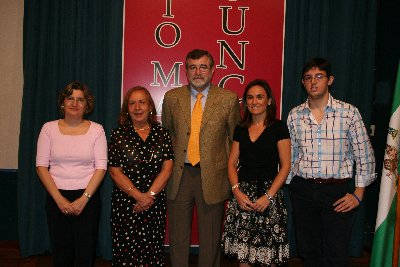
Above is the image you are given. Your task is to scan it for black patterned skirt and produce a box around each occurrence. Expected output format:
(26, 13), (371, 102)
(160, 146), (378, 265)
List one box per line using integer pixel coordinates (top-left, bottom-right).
(221, 179), (289, 266)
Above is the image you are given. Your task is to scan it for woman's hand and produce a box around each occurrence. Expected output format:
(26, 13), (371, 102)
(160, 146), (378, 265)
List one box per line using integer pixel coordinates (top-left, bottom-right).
(233, 189), (254, 211)
(253, 195), (271, 213)
(70, 196), (89, 215)
(55, 195), (74, 215)
(133, 192), (155, 212)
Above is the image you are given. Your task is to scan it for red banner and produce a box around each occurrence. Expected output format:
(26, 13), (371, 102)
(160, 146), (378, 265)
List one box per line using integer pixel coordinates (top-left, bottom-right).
(123, 0), (286, 245)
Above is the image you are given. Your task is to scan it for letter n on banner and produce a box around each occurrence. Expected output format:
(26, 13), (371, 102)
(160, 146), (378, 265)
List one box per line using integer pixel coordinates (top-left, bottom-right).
(122, 0), (286, 246)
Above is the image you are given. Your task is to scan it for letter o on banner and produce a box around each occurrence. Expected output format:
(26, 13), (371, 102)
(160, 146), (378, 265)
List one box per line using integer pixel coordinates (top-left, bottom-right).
(155, 22), (181, 48)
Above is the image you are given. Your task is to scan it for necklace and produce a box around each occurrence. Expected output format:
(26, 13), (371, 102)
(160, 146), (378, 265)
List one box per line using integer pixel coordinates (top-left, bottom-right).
(133, 124), (150, 131)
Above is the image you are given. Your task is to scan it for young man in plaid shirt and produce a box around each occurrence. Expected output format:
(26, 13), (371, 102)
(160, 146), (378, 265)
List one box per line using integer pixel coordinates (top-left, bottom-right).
(287, 57), (376, 267)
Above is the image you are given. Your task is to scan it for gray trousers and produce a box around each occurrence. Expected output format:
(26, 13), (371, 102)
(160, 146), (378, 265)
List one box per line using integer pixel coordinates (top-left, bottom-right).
(167, 165), (225, 267)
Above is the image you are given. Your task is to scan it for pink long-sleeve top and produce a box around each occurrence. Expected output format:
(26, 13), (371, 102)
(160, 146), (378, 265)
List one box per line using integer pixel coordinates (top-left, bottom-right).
(36, 120), (108, 190)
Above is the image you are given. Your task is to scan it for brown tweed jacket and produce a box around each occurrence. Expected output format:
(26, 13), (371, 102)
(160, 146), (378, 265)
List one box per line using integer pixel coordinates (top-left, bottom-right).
(161, 85), (241, 204)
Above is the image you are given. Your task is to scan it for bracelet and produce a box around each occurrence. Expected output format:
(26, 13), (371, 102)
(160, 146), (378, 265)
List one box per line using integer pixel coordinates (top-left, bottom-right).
(265, 193), (275, 205)
(83, 192), (91, 200)
(351, 193), (361, 204)
(231, 183), (240, 190)
(150, 190), (156, 196)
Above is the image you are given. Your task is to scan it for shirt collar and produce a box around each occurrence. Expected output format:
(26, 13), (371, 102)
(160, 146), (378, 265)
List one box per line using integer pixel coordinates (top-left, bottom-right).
(190, 84), (210, 98)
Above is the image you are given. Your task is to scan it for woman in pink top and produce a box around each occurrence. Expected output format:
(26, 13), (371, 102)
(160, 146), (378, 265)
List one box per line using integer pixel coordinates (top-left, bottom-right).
(36, 82), (107, 267)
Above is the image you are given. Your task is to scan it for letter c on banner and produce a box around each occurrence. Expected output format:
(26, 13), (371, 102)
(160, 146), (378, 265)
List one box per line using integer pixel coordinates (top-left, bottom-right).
(155, 22), (181, 48)
(218, 74), (245, 88)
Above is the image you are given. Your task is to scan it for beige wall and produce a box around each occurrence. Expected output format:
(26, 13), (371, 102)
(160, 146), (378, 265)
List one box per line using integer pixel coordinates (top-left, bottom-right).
(0, 0), (24, 169)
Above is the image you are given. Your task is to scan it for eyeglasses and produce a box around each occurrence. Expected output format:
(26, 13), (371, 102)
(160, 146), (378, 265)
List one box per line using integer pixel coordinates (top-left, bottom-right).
(65, 96), (86, 105)
(302, 74), (327, 83)
(188, 64), (210, 73)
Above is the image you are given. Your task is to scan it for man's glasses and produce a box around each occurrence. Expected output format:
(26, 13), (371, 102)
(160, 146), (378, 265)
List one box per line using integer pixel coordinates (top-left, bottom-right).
(188, 64), (209, 73)
(65, 96), (86, 105)
(302, 74), (327, 83)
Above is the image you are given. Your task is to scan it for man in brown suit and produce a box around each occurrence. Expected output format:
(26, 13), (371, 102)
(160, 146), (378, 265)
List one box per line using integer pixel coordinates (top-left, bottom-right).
(162, 49), (240, 267)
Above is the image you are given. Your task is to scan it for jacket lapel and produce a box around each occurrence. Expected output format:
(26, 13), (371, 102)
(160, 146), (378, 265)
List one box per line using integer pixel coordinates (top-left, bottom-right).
(201, 85), (218, 131)
(178, 86), (192, 128)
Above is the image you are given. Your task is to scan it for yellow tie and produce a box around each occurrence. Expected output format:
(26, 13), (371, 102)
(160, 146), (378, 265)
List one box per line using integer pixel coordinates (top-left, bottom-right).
(188, 93), (204, 166)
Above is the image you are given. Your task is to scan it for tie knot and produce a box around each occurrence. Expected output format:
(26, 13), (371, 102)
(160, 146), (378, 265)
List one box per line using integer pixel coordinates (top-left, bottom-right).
(196, 93), (204, 100)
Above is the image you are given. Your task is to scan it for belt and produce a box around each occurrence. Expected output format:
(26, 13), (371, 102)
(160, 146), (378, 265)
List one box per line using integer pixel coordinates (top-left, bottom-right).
(305, 177), (350, 184)
(184, 163), (201, 168)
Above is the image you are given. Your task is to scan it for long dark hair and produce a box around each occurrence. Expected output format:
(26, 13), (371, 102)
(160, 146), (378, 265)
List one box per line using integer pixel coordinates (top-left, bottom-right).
(118, 86), (158, 126)
(240, 79), (277, 128)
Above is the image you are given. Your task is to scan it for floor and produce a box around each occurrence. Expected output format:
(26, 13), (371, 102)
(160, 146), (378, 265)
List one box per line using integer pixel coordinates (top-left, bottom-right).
(0, 241), (370, 266)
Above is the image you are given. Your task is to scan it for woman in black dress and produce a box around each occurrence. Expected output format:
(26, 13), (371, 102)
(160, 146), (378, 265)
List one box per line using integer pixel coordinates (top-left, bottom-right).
(222, 79), (291, 266)
(108, 86), (174, 266)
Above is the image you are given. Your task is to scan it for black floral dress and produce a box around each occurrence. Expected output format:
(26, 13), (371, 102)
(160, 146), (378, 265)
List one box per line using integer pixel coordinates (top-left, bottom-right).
(109, 123), (174, 266)
(221, 120), (290, 266)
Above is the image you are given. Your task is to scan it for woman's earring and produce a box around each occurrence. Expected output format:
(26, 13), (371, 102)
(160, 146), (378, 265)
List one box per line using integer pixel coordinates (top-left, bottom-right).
(61, 105), (64, 109)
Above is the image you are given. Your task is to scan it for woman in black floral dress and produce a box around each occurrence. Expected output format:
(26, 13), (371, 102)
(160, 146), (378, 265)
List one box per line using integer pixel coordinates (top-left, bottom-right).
(109, 86), (174, 266)
(221, 79), (291, 266)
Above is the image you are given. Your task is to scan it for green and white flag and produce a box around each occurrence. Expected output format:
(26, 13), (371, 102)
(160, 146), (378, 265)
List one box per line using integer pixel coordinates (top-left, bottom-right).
(370, 61), (400, 267)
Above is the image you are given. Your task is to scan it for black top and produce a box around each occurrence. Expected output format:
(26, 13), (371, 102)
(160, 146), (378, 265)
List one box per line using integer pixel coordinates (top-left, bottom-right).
(108, 123), (175, 193)
(234, 120), (290, 181)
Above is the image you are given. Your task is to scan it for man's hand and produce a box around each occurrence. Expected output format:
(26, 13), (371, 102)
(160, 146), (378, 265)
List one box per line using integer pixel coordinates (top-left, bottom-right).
(333, 193), (360, 212)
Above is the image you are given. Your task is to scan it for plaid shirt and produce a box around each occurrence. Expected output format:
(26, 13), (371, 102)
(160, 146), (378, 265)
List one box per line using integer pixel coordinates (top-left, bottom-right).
(287, 94), (376, 187)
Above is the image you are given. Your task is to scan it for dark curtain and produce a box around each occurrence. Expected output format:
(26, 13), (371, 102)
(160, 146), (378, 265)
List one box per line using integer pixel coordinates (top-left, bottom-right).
(18, 0), (123, 259)
(282, 0), (377, 257)
(17, 0), (378, 260)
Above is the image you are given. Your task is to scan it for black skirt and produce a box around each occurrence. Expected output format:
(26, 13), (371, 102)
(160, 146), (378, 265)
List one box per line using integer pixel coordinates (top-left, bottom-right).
(221, 179), (289, 266)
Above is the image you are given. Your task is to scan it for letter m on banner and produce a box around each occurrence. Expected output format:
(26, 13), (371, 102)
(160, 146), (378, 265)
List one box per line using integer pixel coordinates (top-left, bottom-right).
(150, 61), (183, 88)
